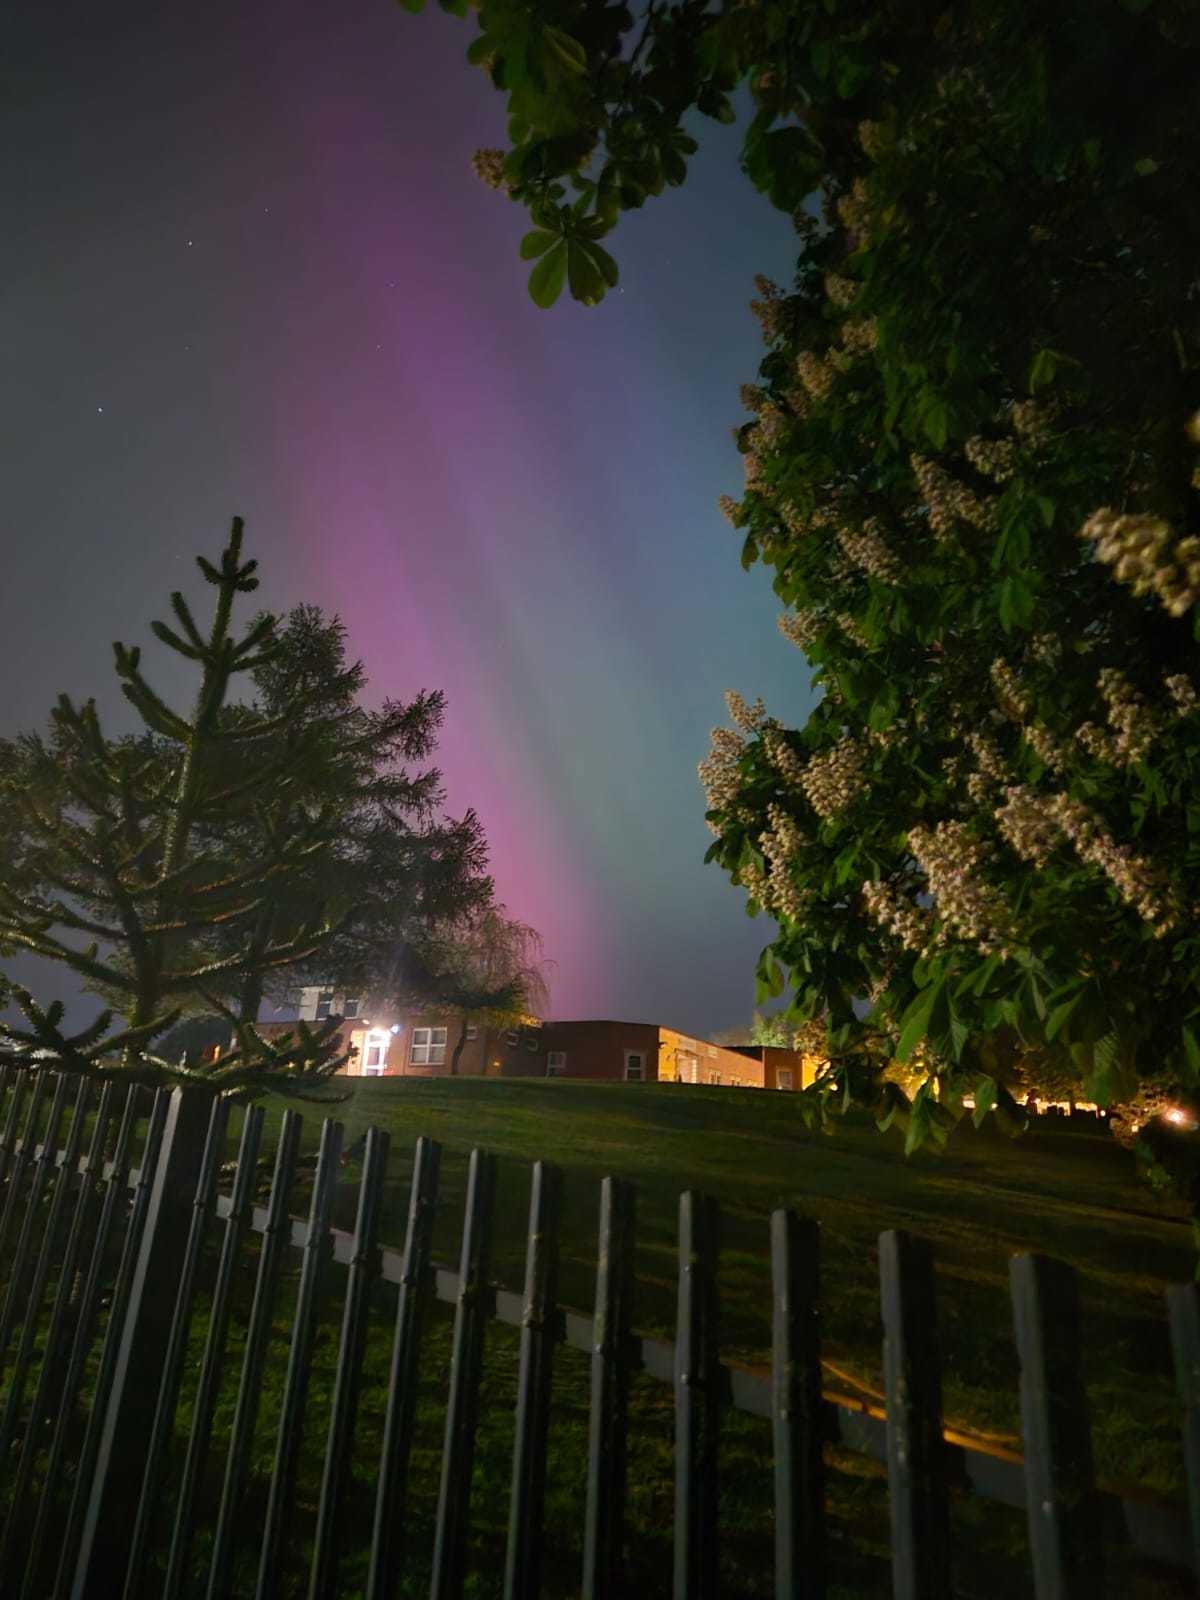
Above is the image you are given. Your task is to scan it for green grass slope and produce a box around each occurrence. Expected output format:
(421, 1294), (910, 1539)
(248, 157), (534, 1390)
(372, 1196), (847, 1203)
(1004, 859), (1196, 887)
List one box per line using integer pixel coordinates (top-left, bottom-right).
(281, 1075), (1192, 1499)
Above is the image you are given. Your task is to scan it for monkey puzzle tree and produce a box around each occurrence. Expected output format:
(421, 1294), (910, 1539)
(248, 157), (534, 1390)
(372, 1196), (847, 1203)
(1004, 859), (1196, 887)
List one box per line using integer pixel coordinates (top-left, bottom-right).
(0, 522), (349, 1092)
(410, 0), (1200, 1172)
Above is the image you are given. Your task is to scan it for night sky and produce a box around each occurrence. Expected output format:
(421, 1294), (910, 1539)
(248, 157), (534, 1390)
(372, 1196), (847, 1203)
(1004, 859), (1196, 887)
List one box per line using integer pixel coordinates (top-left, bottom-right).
(3, 0), (815, 1036)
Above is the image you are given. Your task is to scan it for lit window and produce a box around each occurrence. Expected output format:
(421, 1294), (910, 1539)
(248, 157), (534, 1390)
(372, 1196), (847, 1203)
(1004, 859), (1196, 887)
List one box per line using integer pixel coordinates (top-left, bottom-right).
(624, 1051), (645, 1082)
(410, 1027), (447, 1066)
(315, 990), (334, 1021)
(343, 997), (361, 1019)
(707, 1046), (717, 1058)
(547, 1051), (567, 1077)
(362, 1030), (390, 1074)
(466, 1026), (478, 1041)
(777, 1068), (794, 1091)
(505, 1029), (519, 1048)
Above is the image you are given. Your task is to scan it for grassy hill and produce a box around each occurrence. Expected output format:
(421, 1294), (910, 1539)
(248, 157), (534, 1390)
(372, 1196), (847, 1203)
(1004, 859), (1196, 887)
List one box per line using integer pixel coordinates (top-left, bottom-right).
(279, 1075), (1192, 1499)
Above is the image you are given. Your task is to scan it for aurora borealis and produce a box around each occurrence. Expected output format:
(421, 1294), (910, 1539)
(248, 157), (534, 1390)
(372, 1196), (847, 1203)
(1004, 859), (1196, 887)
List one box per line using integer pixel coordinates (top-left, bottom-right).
(3, 0), (815, 1035)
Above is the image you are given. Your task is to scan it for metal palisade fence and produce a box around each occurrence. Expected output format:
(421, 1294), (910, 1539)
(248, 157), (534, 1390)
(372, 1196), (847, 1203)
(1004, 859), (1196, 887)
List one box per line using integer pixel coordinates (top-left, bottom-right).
(0, 1067), (1196, 1598)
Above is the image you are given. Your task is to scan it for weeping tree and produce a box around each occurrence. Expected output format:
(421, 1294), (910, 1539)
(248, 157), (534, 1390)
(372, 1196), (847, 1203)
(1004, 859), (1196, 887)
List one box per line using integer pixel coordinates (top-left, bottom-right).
(0, 520), (350, 1093)
(409, 0), (1200, 1210)
(400, 904), (551, 1076)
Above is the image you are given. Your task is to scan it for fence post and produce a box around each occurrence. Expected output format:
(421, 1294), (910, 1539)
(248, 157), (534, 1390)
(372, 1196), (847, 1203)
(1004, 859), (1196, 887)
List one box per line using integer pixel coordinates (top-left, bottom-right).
(69, 1085), (216, 1599)
(308, 1124), (390, 1600)
(582, 1176), (635, 1600)
(674, 1190), (720, 1600)
(366, 1135), (441, 1600)
(1166, 1282), (1200, 1586)
(1009, 1253), (1102, 1597)
(431, 1147), (497, 1600)
(504, 1159), (563, 1600)
(771, 1209), (826, 1600)
(879, 1230), (950, 1600)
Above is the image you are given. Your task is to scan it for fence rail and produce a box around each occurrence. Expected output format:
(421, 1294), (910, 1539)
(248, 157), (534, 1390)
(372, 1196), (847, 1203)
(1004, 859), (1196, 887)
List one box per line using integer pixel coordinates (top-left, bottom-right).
(0, 1068), (1195, 1599)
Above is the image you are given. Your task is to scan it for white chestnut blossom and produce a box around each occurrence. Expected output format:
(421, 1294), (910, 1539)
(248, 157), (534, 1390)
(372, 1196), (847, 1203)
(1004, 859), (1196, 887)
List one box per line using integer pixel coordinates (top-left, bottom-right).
(750, 275), (787, 341)
(908, 821), (1014, 955)
(824, 273), (859, 309)
(778, 609), (825, 650)
(964, 434), (1018, 483)
(837, 518), (901, 584)
(718, 493), (746, 527)
(1165, 673), (1198, 715)
(1047, 793), (1174, 931)
(861, 879), (930, 952)
(764, 729), (807, 786)
(1024, 722), (1066, 773)
(995, 785), (1059, 867)
(990, 658), (1032, 722)
(1097, 667), (1157, 764)
(840, 317), (880, 357)
(836, 613), (872, 650)
(470, 148), (510, 190)
(1009, 398), (1057, 450)
(857, 120), (887, 160)
(795, 350), (836, 402)
(698, 726), (746, 818)
(800, 733), (867, 818)
(911, 454), (1000, 539)
(1080, 507), (1200, 618)
(836, 177), (873, 238)
(725, 690), (767, 735)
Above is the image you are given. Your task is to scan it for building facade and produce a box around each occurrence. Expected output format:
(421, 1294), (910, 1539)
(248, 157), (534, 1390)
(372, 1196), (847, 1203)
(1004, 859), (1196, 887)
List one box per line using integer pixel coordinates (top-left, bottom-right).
(256, 988), (821, 1090)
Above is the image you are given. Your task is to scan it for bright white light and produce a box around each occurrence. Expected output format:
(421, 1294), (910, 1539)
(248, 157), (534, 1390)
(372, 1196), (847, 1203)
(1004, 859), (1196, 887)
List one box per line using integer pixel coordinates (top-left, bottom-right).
(1164, 1107), (1192, 1127)
(390, 1024), (401, 1034)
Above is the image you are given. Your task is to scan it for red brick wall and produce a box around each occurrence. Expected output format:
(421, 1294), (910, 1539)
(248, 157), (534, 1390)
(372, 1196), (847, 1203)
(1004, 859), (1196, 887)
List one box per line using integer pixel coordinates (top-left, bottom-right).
(539, 1021), (661, 1082)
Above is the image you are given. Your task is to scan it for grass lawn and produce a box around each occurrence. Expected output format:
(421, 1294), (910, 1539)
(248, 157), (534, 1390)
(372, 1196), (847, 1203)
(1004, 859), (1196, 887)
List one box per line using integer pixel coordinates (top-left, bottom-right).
(276, 1076), (1193, 1489)
(160, 1076), (1195, 1599)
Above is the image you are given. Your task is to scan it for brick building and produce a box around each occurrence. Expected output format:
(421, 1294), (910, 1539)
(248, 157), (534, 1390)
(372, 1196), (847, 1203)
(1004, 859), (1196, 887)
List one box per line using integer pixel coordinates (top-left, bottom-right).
(252, 988), (821, 1090)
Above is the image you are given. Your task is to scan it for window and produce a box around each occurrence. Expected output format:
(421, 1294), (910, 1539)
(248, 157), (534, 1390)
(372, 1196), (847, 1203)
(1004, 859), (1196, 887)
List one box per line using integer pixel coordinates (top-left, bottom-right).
(679, 1055), (698, 1084)
(708, 1072), (722, 1085)
(525, 1034), (539, 1051)
(465, 1026), (478, 1041)
(707, 1046), (717, 1058)
(315, 990), (334, 1021)
(624, 1051), (645, 1082)
(777, 1068), (794, 1091)
(362, 1030), (390, 1074)
(505, 1029), (520, 1048)
(343, 997), (361, 1019)
(547, 1051), (567, 1077)
(410, 1027), (447, 1066)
